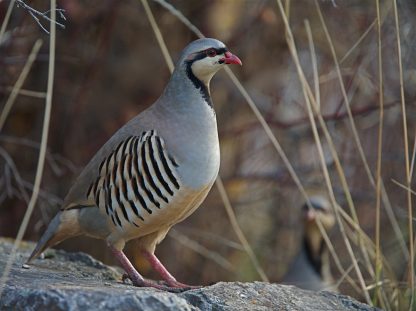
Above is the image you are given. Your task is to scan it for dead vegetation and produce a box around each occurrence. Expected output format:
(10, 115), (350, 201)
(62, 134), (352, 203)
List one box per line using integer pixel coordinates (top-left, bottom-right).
(1, 0), (415, 309)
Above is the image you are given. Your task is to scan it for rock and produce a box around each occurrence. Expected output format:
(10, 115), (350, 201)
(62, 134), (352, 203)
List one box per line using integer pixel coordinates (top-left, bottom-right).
(0, 238), (378, 311)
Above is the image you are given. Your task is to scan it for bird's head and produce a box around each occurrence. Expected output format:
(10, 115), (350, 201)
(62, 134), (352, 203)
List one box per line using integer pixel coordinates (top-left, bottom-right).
(302, 196), (336, 237)
(178, 38), (242, 85)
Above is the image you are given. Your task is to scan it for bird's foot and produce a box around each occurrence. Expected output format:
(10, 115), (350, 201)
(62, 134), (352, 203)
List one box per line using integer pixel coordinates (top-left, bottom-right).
(138, 279), (186, 293)
(165, 280), (201, 290)
(121, 274), (195, 292)
(139, 250), (201, 291)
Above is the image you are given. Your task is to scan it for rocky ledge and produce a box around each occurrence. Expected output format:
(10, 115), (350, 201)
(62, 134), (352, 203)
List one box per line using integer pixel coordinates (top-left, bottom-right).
(0, 238), (378, 311)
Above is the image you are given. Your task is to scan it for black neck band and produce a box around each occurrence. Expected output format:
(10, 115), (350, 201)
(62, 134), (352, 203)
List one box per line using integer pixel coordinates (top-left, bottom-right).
(303, 237), (325, 276)
(185, 60), (212, 107)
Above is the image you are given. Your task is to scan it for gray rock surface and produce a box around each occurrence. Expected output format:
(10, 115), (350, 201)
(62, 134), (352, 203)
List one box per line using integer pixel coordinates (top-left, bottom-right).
(0, 238), (378, 311)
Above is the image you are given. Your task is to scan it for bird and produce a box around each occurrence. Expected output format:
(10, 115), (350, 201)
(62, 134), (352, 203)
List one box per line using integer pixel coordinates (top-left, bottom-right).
(282, 195), (336, 291)
(27, 38), (242, 291)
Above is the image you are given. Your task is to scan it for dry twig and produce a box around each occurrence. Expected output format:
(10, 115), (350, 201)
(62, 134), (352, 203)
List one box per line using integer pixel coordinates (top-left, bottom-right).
(15, 0), (66, 34)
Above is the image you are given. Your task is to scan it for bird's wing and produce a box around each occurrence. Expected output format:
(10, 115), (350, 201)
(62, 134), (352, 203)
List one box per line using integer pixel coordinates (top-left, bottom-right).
(61, 108), (154, 210)
(62, 130), (181, 228)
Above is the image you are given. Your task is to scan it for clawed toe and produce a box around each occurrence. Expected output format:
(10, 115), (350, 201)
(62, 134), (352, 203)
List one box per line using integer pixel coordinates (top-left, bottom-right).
(136, 279), (191, 292)
(121, 276), (198, 292)
(157, 285), (193, 293)
(167, 281), (201, 290)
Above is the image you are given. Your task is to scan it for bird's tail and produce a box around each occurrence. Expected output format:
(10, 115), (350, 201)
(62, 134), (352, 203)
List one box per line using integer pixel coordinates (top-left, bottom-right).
(27, 209), (81, 263)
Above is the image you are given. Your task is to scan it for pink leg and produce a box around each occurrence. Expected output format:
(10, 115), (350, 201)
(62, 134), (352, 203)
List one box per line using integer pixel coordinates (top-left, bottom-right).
(108, 244), (182, 291)
(141, 250), (199, 289)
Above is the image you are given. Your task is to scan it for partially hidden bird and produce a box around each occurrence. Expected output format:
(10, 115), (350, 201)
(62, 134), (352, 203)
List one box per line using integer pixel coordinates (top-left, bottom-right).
(27, 38), (242, 291)
(282, 195), (336, 291)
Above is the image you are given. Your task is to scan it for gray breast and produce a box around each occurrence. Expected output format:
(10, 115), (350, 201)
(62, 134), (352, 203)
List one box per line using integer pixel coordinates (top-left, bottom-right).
(282, 247), (329, 291)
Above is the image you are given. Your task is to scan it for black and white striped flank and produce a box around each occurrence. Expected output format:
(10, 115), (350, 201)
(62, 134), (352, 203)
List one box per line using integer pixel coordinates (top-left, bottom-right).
(86, 130), (181, 228)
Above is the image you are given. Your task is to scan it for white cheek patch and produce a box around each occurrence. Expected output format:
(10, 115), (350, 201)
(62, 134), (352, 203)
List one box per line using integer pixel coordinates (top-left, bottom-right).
(191, 56), (223, 83)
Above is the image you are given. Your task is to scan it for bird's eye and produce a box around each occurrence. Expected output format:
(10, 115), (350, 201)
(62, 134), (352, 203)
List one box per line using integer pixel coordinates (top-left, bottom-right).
(206, 49), (217, 57)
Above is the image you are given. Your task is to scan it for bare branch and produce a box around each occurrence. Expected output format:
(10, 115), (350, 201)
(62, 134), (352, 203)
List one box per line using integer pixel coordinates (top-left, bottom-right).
(15, 0), (66, 34)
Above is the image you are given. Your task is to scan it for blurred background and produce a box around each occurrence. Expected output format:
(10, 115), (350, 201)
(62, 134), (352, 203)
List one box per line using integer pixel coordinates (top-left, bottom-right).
(1, 0), (416, 308)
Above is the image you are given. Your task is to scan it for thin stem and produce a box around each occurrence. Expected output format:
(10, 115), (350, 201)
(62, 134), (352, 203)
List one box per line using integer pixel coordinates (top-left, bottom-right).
(374, 0), (384, 305)
(215, 178), (269, 281)
(152, 0), (204, 38)
(307, 21), (320, 110)
(0, 40), (43, 132)
(410, 134), (416, 179)
(0, 0), (56, 298)
(339, 19), (376, 64)
(1, 87), (47, 99)
(392, 0), (413, 306)
(169, 229), (235, 272)
(0, 0), (16, 43)
(391, 179), (416, 197)
(141, 0), (174, 72)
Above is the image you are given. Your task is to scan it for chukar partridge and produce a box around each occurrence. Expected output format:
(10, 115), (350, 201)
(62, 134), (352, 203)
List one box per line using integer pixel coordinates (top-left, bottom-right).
(27, 38), (242, 291)
(283, 196), (336, 291)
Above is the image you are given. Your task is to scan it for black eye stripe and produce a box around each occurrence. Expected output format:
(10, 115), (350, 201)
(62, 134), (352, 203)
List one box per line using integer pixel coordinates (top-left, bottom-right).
(190, 47), (227, 61)
(302, 202), (330, 214)
(213, 47), (227, 55)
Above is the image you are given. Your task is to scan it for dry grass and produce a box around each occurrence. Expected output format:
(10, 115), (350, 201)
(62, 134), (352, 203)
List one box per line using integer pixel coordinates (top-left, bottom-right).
(0, 0), (415, 309)
(0, 0), (56, 297)
(148, 0), (415, 308)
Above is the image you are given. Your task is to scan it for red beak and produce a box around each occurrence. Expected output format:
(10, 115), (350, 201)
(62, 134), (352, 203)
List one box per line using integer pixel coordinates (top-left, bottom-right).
(221, 51), (242, 66)
(305, 209), (316, 222)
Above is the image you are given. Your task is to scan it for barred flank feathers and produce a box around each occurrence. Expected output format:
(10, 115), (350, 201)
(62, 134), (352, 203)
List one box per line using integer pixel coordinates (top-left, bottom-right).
(86, 131), (181, 228)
